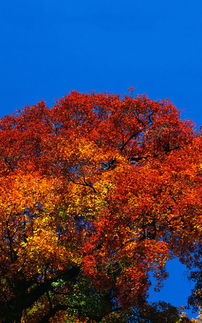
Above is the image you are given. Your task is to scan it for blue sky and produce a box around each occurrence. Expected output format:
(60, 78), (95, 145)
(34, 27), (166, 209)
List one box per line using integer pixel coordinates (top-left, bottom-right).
(0, 0), (201, 318)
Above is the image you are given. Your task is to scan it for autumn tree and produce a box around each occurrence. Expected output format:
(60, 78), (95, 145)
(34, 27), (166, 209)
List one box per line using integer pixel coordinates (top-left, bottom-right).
(0, 91), (201, 322)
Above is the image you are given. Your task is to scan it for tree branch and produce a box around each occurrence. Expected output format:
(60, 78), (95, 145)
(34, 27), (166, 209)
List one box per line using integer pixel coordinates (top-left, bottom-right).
(0, 266), (80, 323)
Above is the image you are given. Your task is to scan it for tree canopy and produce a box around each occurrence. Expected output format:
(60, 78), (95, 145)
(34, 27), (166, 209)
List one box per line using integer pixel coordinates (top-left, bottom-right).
(0, 91), (201, 322)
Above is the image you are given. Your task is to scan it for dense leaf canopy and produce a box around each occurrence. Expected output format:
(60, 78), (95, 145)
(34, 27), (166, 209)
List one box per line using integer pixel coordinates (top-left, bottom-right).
(0, 91), (201, 322)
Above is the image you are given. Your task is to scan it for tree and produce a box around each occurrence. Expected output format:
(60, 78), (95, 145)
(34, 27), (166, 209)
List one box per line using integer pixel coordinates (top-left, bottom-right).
(0, 91), (201, 322)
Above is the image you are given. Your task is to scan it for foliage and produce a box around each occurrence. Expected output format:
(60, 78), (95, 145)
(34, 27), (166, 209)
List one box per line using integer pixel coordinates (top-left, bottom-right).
(130, 301), (182, 322)
(0, 91), (201, 322)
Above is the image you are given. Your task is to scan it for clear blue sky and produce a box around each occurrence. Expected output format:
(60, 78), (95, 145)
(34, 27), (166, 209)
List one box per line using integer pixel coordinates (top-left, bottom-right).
(0, 0), (201, 318)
